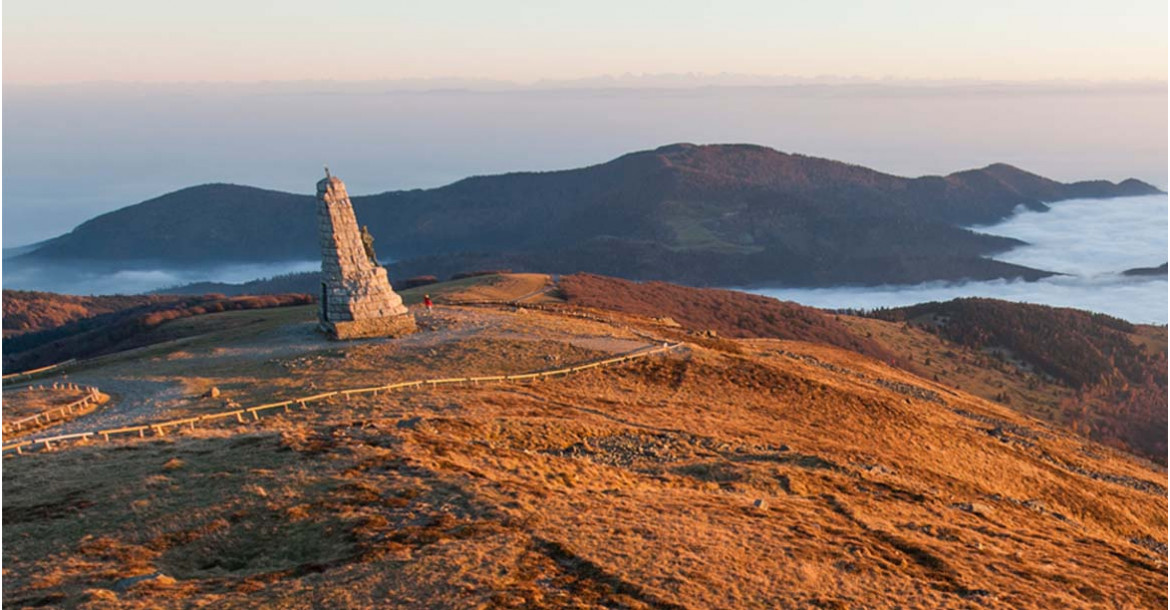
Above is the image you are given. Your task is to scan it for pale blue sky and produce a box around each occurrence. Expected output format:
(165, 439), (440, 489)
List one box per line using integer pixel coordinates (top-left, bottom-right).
(4, 0), (1166, 83)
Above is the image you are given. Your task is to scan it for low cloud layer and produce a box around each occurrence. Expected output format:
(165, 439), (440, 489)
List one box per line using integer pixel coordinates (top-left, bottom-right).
(4, 196), (1165, 323)
(982, 194), (1167, 275)
(1, 260), (319, 296)
(749, 195), (1169, 324)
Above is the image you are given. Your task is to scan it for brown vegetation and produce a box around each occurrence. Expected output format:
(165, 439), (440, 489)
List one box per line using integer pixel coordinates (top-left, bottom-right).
(449, 269), (513, 281)
(3, 386), (109, 438)
(3, 292), (189, 338)
(399, 276), (439, 290)
(867, 299), (1168, 463)
(3, 293), (313, 373)
(1, 275), (1165, 608)
(561, 273), (897, 364)
(2, 299), (1164, 608)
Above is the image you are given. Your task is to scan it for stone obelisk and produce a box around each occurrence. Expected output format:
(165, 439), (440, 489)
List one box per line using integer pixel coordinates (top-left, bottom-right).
(316, 169), (416, 340)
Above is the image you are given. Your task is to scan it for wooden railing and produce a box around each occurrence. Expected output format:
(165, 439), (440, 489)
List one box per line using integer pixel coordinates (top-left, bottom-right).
(2, 342), (682, 456)
(3, 385), (103, 436)
(1, 360), (77, 386)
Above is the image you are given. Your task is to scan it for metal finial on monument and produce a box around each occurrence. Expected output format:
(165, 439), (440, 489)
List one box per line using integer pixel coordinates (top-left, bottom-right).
(324, 165), (331, 179)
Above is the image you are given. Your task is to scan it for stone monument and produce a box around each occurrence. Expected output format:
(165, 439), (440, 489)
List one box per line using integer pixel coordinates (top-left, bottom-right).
(316, 168), (416, 340)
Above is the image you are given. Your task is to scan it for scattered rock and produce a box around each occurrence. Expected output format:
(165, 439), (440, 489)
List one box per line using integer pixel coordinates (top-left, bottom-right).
(162, 458), (184, 471)
(203, 386), (221, 399)
(958, 588), (995, 600)
(1036, 454), (1166, 495)
(112, 572), (176, 592)
(397, 416), (423, 429)
(1021, 499), (1046, 512)
(752, 498), (768, 510)
(855, 462), (894, 475)
(776, 349), (946, 404)
(82, 588), (119, 602)
(951, 501), (995, 517)
(1131, 536), (1168, 556)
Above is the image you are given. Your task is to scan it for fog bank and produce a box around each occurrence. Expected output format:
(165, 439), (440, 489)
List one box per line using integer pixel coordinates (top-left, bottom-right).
(745, 195), (1169, 324)
(1, 260), (319, 296)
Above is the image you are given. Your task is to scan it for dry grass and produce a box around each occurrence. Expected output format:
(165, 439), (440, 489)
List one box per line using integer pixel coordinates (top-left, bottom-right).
(4, 386), (92, 420)
(398, 273), (557, 306)
(3, 386), (110, 438)
(3, 280), (1165, 608)
(837, 316), (1076, 422)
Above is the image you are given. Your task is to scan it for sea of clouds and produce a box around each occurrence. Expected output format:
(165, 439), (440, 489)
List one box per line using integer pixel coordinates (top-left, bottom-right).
(5, 195), (1165, 324)
(745, 194), (1168, 324)
(0, 260), (320, 297)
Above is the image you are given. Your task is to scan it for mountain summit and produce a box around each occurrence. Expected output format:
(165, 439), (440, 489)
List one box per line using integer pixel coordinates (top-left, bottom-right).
(22, 144), (1161, 287)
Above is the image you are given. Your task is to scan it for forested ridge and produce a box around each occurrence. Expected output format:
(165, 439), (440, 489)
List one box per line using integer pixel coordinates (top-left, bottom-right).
(3, 292), (312, 372)
(22, 143), (1160, 287)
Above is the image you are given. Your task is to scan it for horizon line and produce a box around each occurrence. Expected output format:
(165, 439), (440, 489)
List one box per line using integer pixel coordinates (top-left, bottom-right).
(5, 74), (1168, 90)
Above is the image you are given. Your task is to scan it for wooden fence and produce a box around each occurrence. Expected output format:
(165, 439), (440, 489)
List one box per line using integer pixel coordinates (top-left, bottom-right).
(3, 385), (102, 436)
(1, 360), (77, 386)
(2, 342), (682, 456)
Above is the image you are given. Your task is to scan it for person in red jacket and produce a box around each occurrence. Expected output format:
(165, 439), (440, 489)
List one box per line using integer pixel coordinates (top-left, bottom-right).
(422, 294), (433, 312)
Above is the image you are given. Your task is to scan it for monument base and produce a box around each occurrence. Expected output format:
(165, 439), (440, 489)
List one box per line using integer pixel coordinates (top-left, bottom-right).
(320, 313), (417, 340)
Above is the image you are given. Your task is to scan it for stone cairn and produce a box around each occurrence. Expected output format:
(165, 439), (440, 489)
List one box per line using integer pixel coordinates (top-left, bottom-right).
(316, 169), (417, 340)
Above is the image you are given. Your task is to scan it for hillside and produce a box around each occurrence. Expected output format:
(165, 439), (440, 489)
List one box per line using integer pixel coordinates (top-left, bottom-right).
(3, 281), (1166, 608)
(13, 276), (1166, 467)
(21, 143), (1160, 287)
(560, 273), (898, 364)
(865, 299), (1168, 463)
(2, 292), (313, 373)
(3, 292), (189, 338)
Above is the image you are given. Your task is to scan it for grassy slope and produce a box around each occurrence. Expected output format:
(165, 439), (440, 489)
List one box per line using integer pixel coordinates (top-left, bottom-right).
(859, 300), (1168, 464)
(10, 273), (1164, 465)
(2, 288), (1166, 608)
(3, 292), (190, 338)
(560, 273), (897, 364)
(2, 294), (314, 374)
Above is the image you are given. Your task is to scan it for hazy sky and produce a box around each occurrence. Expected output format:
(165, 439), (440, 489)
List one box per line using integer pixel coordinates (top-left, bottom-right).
(4, 0), (1167, 83)
(3, 1), (1167, 249)
(5, 81), (1165, 246)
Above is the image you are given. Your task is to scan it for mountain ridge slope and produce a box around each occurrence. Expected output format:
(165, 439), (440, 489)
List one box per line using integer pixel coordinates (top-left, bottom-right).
(22, 143), (1161, 286)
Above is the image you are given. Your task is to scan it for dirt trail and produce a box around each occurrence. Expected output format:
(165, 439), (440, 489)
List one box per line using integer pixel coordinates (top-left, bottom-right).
(13, 305), (663, 438)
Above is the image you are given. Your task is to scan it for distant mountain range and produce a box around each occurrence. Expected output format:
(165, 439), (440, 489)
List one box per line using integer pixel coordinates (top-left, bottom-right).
(1123, 262), (1168, 277)
(20, 143), (1161, 287)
